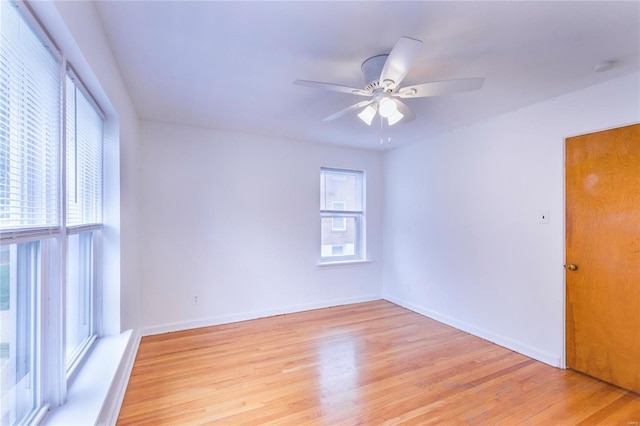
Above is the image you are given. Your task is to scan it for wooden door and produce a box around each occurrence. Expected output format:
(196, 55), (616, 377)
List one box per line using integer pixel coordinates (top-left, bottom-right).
(565, 123), (640, 394)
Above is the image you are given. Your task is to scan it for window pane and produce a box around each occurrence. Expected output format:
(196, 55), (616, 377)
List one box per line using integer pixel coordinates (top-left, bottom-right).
(321, 170), (362, 212)
(331, 202), (347, 230)
(66, 232), (93, 366)
(321, 217), (357, 258)
(0, 242), (39, 425)
(332, 217), (346, 231)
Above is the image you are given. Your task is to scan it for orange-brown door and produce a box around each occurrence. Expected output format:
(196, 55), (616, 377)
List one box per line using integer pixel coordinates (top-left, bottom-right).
(565, 123), (640, 394)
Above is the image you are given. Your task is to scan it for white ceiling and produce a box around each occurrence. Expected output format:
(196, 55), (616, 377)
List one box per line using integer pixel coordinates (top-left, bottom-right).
(94, 1), (640, 151)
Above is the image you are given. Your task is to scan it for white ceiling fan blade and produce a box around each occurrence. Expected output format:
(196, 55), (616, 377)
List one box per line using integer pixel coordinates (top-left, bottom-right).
(293, 80), (370, 96)
(379, 37), (423, 90)
(397, 78), (485, 98)
(323, 99), (375, 122)
(394, 99), (415, 123)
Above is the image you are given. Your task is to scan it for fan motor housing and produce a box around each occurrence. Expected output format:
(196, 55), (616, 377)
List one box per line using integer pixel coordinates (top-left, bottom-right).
(361, 54), (388, 92)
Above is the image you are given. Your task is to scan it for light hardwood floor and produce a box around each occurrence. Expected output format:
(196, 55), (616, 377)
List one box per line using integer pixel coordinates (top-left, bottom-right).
(118, 300), (639, 425)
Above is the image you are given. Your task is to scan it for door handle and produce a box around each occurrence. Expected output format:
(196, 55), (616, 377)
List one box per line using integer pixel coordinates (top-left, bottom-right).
(564, 264), (578, 271)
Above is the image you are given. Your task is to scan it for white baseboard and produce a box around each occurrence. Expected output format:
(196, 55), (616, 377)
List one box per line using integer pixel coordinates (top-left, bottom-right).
(142, 294), (382, 336)
(384, 294), (562, 368)
(97, 329), (141, 425)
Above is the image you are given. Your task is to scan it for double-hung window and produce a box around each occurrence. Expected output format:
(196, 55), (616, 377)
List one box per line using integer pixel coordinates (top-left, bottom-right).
(0, 2), (104, 423)
(320, 168), (365, 262)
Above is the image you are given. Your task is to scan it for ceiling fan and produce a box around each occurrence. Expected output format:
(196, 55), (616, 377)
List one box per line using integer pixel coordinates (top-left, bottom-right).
(294, 36), (485, 127)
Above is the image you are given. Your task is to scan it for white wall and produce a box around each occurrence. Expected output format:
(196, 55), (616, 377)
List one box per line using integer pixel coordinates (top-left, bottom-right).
(139, 122), (383, 333)
(383, 73), (640, 367)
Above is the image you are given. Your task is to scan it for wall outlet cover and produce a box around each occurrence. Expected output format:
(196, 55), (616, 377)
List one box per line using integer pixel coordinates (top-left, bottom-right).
(539, 211), (550, 224)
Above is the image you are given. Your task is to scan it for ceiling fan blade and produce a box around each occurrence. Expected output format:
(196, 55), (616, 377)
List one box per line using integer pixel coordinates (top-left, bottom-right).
(397, 78), (485, 98)
(394, 99), (416, 123)
(293, 80), (370, 96)
(323, 100), (375, 122)
(379, 37), (423, 90)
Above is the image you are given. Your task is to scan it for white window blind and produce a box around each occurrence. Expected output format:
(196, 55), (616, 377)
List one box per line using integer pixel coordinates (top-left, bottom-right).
(65, 73), (103, 229)
(0, 0), (60, 232)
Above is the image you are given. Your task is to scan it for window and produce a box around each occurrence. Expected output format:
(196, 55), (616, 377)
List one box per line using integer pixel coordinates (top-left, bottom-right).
(331, 201), (346, 231)
(0, 2), (104, 423)
(320, 168), (365, 262)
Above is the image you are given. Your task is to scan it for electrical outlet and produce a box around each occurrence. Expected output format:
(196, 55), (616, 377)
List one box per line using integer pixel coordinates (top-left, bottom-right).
(538, 211), (550, 224)
(192, 295), (199, 305)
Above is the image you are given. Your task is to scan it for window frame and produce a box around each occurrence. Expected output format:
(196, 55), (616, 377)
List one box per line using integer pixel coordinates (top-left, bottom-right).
(319, 168), (365, 263)
(0, 1), (105, 422)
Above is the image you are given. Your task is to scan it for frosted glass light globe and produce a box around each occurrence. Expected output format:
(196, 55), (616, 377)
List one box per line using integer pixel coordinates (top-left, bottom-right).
(378, 97), (397, 118)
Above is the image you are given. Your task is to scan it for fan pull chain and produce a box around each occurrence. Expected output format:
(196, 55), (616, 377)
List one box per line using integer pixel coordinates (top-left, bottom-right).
(379, 116), (392, 145)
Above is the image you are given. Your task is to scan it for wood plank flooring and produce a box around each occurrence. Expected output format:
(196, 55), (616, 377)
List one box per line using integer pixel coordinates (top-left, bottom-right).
(117, 300), (640, 425)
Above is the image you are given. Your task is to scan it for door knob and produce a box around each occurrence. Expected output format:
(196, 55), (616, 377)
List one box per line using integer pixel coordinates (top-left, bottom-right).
(565, 264), (578, 271)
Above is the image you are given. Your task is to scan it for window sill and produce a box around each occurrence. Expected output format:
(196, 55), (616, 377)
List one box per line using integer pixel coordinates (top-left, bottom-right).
(43, 330), (135, 425)
(318, 259), (372, 268)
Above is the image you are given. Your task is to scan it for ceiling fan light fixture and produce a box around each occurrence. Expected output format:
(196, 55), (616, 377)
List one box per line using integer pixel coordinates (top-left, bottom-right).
(357, 105), (377, 125)
(378, 97), (398, 118)
(387, 110), (404, 126)
(294, 36), (484, 138)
